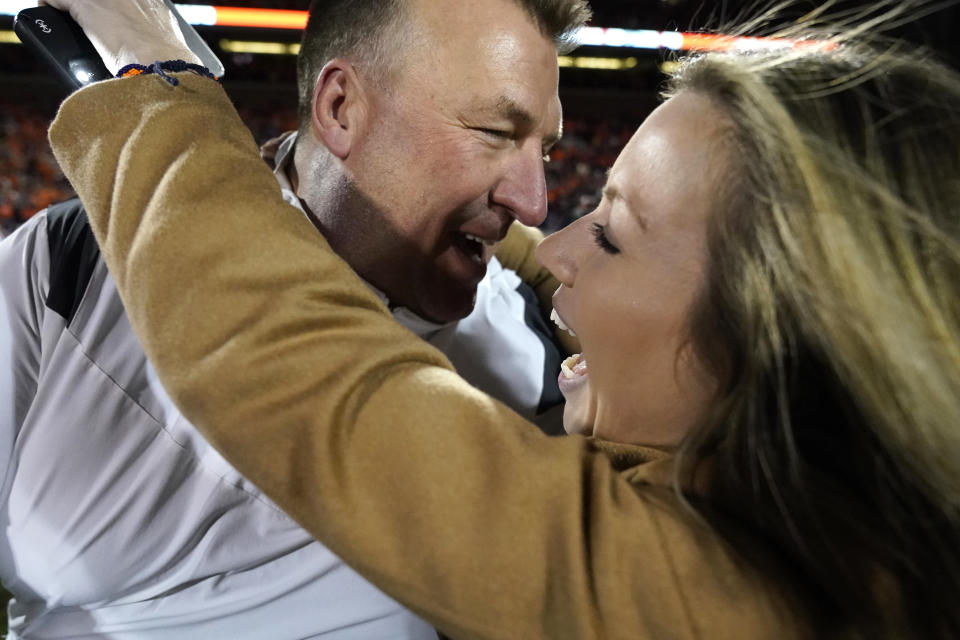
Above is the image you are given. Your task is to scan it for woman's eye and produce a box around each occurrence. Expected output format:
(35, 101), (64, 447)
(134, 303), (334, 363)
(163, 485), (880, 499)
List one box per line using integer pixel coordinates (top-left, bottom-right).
(591, 223), (620, 255)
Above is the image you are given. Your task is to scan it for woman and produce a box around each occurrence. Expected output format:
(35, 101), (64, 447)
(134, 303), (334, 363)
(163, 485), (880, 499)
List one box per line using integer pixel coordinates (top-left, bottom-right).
(45, 0), (960, 637)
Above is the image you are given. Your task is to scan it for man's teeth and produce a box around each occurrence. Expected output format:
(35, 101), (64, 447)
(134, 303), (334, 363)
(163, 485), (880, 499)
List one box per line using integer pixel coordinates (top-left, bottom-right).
(463, 233), (493, 246)
(550, 308), (576, 336)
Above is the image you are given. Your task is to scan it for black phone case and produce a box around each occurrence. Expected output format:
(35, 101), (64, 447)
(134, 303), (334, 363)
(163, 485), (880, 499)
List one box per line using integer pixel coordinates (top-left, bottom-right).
(14, 7), (112, 90)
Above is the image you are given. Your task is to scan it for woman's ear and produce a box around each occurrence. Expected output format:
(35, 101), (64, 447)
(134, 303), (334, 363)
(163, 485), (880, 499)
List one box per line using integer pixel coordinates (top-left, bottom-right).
(308, 59), (369, 160)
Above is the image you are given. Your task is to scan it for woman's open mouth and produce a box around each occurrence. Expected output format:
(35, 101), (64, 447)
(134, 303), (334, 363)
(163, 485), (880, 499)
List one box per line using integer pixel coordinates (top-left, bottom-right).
(558, 352), (588, 394)
(550, 307), (587, 392)
(549, 308), (576, 336)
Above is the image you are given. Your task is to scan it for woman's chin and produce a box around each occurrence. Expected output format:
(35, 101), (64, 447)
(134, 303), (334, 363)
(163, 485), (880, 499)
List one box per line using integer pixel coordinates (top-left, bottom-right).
(559, 354), (595, 435)
(562, 406), (594, 436)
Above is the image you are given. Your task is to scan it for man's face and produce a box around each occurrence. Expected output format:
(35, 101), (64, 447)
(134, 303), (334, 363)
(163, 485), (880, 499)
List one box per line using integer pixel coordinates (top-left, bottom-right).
(342, 0), (562, 323)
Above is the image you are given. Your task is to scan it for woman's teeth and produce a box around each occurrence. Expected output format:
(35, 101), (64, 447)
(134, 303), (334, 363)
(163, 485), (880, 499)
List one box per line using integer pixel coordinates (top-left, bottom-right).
(550, 309), (576, 336)
(561, 353), (587, 379)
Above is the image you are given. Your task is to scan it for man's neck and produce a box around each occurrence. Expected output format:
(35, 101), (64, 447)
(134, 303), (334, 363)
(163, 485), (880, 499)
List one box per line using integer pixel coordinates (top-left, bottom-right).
(280, 133), (461, 331)
(287, 147), (300, 194)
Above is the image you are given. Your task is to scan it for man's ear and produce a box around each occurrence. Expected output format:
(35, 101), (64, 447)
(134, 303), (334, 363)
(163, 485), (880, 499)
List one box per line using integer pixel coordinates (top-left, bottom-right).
(308, 59), (369, 160)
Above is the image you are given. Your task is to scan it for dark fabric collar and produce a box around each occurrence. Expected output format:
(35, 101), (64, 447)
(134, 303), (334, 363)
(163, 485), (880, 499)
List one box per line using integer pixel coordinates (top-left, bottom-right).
(588, 438), (717, 502)
(588, 438), (673, 472)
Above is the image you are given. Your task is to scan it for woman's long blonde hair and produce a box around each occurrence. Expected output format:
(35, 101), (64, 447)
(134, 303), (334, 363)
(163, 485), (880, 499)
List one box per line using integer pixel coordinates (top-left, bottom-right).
(666, 3), (960, 635)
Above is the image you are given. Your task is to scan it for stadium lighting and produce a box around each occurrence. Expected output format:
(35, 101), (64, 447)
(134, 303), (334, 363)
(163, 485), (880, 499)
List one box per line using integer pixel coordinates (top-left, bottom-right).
(0, 2), (834, 53)
(220, 39), (300, 55)
(660, 61), (682, 75)
(558, 56), (639, 70)
(216, 41), (642, 69)
(0, 1), (33, 14)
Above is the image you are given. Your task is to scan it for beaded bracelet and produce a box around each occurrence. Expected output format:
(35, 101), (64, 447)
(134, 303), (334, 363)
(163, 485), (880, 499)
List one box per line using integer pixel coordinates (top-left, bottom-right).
(115, 60), (218, 86)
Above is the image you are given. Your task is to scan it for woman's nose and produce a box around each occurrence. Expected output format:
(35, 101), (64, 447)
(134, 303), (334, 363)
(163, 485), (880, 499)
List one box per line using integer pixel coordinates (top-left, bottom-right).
(536, 216), (589, 287)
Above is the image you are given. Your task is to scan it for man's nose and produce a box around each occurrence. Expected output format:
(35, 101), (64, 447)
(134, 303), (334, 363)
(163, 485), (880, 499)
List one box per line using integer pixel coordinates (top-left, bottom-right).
(491, 143), (548, 227)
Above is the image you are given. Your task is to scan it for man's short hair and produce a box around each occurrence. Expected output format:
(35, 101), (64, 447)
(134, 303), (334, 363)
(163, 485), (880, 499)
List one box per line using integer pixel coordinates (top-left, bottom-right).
(295, 0), (592, 128)
(296, 0), (404, 127)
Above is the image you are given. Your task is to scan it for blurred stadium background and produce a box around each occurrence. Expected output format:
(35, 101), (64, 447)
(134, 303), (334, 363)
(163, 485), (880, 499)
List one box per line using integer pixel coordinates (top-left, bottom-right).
(0, 0), (958, 635)
(1, 0), (958, 238)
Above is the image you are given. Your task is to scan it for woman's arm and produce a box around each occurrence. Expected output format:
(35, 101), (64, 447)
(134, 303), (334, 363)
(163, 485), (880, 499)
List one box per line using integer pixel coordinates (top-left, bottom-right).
(497, 223), (581, 354)
(48, 73), (789, 640)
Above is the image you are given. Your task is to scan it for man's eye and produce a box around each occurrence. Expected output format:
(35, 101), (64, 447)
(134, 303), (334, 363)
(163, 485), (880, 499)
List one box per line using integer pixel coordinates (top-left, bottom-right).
(477, 128), (511, 139)
(591, 223), (620, 255)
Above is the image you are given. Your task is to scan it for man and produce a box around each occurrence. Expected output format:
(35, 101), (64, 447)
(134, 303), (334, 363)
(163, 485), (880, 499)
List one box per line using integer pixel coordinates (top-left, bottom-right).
(285, 0), (582, 420)
(0, 0), (588, 637)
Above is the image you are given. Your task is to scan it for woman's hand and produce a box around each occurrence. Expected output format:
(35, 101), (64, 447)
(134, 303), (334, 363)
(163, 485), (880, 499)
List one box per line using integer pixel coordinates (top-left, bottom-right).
(39, 0), (200, 75)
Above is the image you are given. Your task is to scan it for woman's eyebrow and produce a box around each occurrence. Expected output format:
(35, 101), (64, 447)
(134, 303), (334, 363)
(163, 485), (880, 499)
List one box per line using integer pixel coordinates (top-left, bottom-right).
(603, 179), (649, 231)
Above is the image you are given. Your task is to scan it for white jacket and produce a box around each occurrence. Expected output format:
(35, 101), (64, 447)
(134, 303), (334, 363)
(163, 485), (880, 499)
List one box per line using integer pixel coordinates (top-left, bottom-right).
(0, 147), (563, 638)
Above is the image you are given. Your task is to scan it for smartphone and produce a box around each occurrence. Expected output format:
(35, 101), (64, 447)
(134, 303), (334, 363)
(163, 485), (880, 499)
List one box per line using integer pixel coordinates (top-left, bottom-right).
(13, 2), (225, 91)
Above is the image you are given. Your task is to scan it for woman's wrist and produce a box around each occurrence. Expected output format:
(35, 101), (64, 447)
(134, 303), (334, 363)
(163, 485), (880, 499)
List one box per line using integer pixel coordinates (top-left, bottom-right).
(116, 60), (217, 85)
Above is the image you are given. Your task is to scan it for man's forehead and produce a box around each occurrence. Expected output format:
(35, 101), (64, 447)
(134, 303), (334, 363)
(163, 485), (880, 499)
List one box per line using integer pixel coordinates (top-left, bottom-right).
(405, 0), (557, 71)
(406, 0), (546, 38)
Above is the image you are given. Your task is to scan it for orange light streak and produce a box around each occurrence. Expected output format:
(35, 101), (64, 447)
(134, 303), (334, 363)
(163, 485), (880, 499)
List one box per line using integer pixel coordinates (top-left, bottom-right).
(681, 33), (737, 52)
(213, 7), (308, 29)
(680, 33), (836, 52)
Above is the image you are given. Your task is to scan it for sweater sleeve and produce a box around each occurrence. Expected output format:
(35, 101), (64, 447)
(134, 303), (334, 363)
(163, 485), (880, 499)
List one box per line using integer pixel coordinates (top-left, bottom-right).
(497, 222), (581, 355)
(47, 74), (792, 640)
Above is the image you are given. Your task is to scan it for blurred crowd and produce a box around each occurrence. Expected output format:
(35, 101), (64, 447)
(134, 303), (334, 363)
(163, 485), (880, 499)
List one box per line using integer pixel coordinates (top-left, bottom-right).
(544, 116), (634, 233)
(0, 103), (71, 236)
(0, 100), (631, 238)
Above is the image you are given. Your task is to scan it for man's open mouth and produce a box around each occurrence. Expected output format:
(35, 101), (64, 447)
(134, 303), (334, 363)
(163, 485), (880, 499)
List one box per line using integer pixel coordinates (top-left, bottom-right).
(455, 232), (494, 265)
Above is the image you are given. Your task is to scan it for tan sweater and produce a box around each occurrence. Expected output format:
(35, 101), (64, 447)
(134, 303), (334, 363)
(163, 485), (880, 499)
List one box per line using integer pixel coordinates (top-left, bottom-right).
(49, 74), (808, 640)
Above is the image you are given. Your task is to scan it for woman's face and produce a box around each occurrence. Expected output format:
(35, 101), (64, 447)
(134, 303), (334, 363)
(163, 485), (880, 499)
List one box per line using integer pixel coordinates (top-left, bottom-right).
(537, 92), (726, 446)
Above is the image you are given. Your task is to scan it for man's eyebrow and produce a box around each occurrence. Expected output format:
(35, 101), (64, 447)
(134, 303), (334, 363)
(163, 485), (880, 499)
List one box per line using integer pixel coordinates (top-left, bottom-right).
(495, 96), (535, 128)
